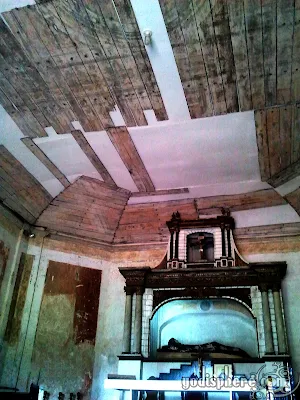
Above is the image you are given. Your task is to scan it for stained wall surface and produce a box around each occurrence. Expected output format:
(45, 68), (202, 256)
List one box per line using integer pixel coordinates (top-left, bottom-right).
(0, 214), (299, 400)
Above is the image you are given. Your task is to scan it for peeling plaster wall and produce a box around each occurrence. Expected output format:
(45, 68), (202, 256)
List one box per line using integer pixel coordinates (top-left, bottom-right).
(0, 239), (126, 400)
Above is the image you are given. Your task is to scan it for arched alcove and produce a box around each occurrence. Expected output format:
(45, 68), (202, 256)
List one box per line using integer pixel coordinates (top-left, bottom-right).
(149, 298), (258, 358)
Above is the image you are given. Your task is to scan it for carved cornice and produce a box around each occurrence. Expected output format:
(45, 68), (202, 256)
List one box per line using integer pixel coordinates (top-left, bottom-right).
(119, 262), (287, 290)
(166, 215), (235, 233)
(119, 267), (151, 288)
(124, 286), (135, 295)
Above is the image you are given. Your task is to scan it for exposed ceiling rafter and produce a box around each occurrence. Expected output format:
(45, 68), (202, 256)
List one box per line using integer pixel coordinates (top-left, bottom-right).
(21, 137), (70, 188)
(131, 188), (189, 197)
(71, 130), (117, 188)
(107, 126), (155, 192)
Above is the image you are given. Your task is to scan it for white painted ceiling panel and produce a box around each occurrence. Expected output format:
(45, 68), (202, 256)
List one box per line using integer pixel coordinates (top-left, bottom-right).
(232, 205), (300, 228)
(0, 105), (63, 197)
(35, 134), (103, 183)
(130, 111), (261, 190)
(82, 131), (138, 192)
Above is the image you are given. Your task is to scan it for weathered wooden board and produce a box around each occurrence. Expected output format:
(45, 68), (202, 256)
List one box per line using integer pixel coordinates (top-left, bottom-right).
(107, 127), (155, 192)
(192, 0), (227, 115)
(235, 222), (300, 239)
(0, 0), (167, 134)
(276, 0), (294, 105)
(210, 0), (238, 113)
(266, 108), (281, 176)
(244, 0), (265, 109)
(71, 130), (116, 187)
(292, 0), (300, 102)
(4, 253), (34, 345)
(256, 104), (299, 184)
(0, 240), (10, 294)
(0, 145), (52, 223)
(291, 104), (300, 163)
(131, 188), (189, 197)
(195, 189), (285, 213)
(285, 188), (300, 216)
(114, 198), (197, 244)
(268, 160), (300, 187)
(227, 0), (252, 111)
(160, 0), (206, 118)
(254, 110), (270, 181)
(261, 0), (277, 107)
(36, 175), (130, 243)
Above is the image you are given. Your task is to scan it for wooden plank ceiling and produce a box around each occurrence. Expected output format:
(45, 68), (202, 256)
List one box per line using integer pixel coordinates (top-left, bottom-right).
(36, 185), (288, 245)
(0, 0), (300, 235)
(114, 188), (286, 245)
(159, 0), (300, 185)
(37, 176), (130, 242)
(0, 145), (52, 224)
(159, 0), (299, 115)
(0, 0), (298, 186)
(0, 0), (167, 137)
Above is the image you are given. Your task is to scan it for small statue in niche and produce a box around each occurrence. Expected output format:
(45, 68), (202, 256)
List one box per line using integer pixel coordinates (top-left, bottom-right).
(187, 232), (214, 263)
(197, 235), (205, 260)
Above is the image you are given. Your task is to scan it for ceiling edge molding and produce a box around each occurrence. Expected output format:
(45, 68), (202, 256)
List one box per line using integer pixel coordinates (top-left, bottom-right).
(32, 222), (300, 260)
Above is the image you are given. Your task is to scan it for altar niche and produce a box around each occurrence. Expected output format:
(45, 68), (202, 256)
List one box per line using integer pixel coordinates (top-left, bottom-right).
(149, 298), (258, 359)
(186, 233), (214, 263)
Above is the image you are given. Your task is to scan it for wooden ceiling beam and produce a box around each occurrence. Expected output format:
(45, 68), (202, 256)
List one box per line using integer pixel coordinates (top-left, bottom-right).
(267, 159), (300, 187)
(0, 145), (52, 223)
(21, 137), (70, 188)
(71, 130), (117, 188)
(284, 187), (300, 216)
(131, 188), (189, 197)
(107, 126), (155, 192)
(195, 189), (286, 213)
